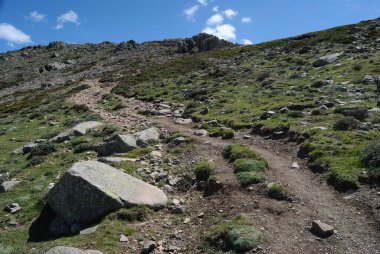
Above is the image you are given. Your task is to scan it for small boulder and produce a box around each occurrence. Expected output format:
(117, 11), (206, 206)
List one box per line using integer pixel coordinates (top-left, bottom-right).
(72, 121), (103, 136)
(311, 220), (334, 238)
(94, 134), (138, 156)
(0, 180), (21, 193)
(141, 241), (156, 254)
(174, 118), (192, 125)
(135, 127), (160, 146)
(172, 137), (187, 146)
(194, 129), (209, 136)
(4, 203), (21, 213)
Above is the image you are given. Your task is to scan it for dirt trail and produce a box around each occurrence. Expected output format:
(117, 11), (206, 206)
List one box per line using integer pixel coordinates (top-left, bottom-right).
(68, 80), (379, 254)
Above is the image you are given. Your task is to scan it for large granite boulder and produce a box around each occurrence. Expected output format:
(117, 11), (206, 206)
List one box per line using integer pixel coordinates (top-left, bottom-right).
(47, 161), (167, 225)
(50, 121), (103, 143)
(42, 246), (103, 254)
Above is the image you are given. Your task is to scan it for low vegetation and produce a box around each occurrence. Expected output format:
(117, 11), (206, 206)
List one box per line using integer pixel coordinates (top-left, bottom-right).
(267, 183), (288, 200)
(206, 214), (262, 252)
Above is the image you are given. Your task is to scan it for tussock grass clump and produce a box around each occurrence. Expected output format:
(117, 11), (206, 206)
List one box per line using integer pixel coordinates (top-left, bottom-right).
(223, 144), (259, 162)
(333, 117), (358, 131)
(233, 159), (267, 174)
(207, 214), (262, 252)
(236, 172), (266, 186)
(194, 161), (215, 181)
(111, 205), (152, 222)
(73, 143), (93, 153)
(208, 127), (235, 139)
(267, 183), (288, 200)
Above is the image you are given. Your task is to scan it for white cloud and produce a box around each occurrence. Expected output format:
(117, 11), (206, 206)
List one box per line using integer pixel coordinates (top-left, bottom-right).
(0, 23), (32, 45)
(26, 11), (46, 22)
(183, 5), (200, 21)
(241, 17), (252, 23)
(223, 9), (238, 19)
(55, 10), (80, 29)
(206, 14), (224, 26)
(197, 0), (208, 6)
(241, 39), (253, 45)
(203, 24), (236, 41)
(213, 6), (219, 12)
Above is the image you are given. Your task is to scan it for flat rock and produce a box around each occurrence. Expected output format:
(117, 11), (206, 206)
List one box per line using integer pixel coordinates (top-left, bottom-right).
(72, 121), (103, 136)
(311, 220), (334, 238)
(47, 161), (167, 225)
(0, 180), (21, 193)
(42, 246), (103, 254)
(51, 121), (103, 143)
(291, 162), (299, 169)
(174, 118), (192, 124)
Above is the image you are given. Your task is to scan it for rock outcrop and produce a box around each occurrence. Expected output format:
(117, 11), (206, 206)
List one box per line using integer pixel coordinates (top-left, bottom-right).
(176, 33), (234, 54)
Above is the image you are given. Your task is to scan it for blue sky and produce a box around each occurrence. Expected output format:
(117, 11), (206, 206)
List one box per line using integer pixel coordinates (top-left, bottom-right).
(0, 0), (379, 52)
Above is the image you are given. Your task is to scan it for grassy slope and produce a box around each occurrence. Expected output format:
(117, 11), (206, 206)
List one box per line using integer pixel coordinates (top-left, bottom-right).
(0, 87), (140, 253)
(112, 18), (380, 189)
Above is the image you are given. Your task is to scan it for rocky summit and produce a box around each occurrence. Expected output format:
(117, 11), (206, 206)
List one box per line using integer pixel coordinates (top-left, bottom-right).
(0, 16), (379, 254)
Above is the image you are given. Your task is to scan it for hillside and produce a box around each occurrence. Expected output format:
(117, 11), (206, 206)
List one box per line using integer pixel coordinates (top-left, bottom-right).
(0, 19), (379, 254)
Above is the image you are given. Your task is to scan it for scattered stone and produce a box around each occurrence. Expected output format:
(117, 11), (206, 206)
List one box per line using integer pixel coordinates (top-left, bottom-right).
(313, 53), (342, 67)
(311, 220), (334, 238)
(141, 241), (156, 254)
(4, 203), (21, 213)
(362, 75), (375, 83)
(150, 151), (162, 160)
(172, 137), (187, 146)
(291, 162), (299, 169)
(194, 129), (209, 136)
(42, 246), (103, 254)
(119, 234), (129, 242)
(47, 161), (168, 225)
(197, 212), (204, 218)
(80, 225), (99, 235)
(174, 118), (192, 124)
(311, 126), (328, 131)
(0, 180), (21, 193)
(183, 217), (190, 224)
(22, 143), (38, 154)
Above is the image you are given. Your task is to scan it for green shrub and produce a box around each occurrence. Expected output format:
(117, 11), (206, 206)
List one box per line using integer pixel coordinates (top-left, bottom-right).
(333, 117), (358, 131)
(267, 183), (288, 200)
(207, 214), (261, 252)
(223, 144), (259, 162)
(360, 141), (380, 182)
(72, 104), (89, 112)
(28, 142), (55, 159)
(208, 127), (235, 139)
(194, 161), (214, 181)
(125, 147), (154, 158)
(28, 156), (45, 166)
(236, 172), (266, 186)
(233, 159), (268, 173)
(73, 143), (93, 153)
(112, 103), (125, 110)
(287, 110), (304, 118)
